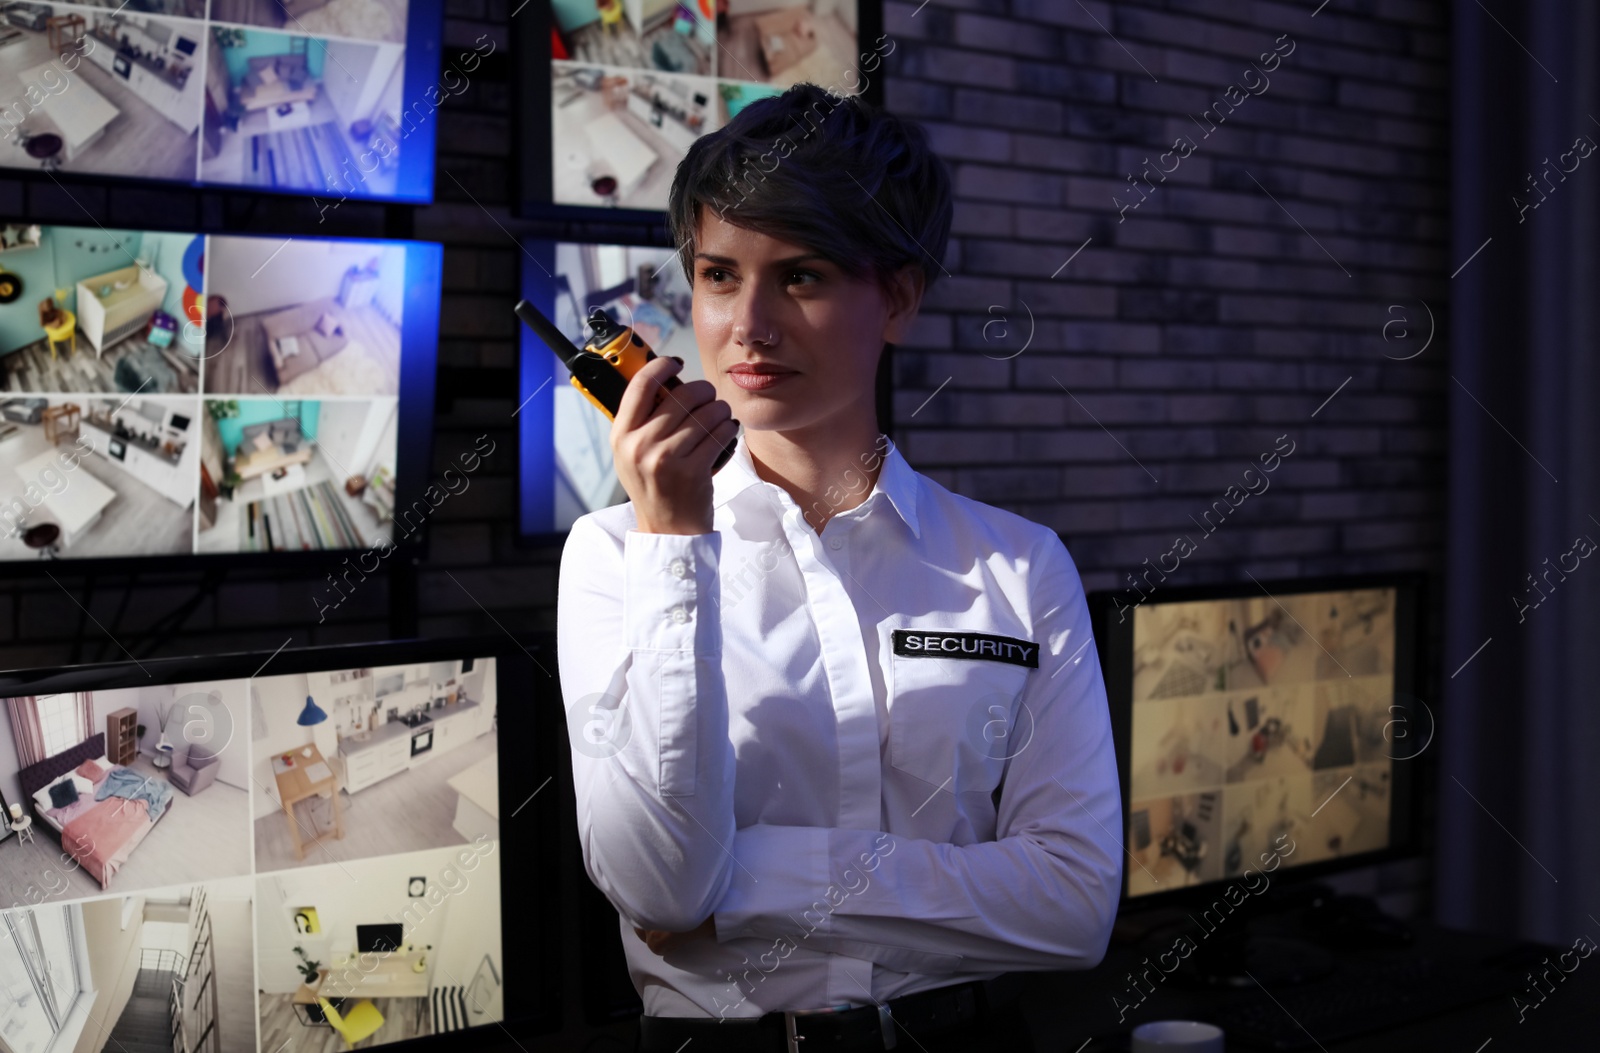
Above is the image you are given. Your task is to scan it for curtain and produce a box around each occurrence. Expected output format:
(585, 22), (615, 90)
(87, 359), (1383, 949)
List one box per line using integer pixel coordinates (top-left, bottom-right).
(7, 697), (44, 769)
(77, 692), (94, 743)
(1441, 2), (1600, 942)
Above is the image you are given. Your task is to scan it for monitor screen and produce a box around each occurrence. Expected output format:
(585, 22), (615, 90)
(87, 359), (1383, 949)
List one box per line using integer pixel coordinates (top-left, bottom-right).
(0, 1), (445, 202)
(521, 0), (886, 215)
(0, 636), (559, 1050)
(1092, 577), (1421, 902)
(0, 223), (441, 566)
(357, 922), (406, 953)
(516, 237), (702, 539)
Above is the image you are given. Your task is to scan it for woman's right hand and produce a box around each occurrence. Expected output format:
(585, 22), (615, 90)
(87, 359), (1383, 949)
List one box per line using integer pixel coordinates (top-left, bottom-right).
(612, 355), (738, 536)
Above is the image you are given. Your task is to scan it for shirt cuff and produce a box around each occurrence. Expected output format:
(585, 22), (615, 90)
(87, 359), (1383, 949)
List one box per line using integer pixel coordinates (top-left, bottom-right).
(712, 824), (832, 942)
(623, 530), (721, 653)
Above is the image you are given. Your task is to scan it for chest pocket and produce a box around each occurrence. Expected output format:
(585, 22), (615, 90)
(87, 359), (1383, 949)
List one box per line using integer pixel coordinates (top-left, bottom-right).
(889, 652), (1033, 793)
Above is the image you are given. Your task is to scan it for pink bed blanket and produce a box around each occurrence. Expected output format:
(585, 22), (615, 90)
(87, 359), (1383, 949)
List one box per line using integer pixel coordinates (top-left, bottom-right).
(61, 797), (153, 889)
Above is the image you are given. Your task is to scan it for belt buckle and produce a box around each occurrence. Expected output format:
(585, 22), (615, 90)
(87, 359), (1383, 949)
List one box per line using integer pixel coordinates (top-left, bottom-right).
(781, 1004), (897, 1052)
(782, 1010), (804, 1053)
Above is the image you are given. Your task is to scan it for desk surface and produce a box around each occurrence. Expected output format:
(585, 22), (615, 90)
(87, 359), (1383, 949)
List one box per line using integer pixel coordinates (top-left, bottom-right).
(293, 953), (429, 1001)
(1019, 914), (1596, 1052)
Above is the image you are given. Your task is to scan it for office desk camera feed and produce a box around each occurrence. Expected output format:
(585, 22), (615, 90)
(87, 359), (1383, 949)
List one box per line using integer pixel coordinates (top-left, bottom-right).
(1125, 588), (1398, 897)
(0, 223), (411, 561)
(0, 656), (502, 1053)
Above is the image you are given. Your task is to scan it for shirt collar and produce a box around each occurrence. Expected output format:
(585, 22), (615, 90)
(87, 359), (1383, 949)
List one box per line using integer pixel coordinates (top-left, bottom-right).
(713, 432), (921, 540)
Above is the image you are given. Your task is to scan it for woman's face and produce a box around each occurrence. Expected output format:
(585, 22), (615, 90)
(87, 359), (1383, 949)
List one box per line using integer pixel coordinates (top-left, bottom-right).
(691, 210), (918, 436)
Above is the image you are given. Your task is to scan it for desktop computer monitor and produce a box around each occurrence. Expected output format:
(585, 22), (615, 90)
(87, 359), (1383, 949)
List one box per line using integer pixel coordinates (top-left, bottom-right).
(358, 923), (406, 953)
(1090, 574), (1423, 904)
(0, 634), (560, 1050)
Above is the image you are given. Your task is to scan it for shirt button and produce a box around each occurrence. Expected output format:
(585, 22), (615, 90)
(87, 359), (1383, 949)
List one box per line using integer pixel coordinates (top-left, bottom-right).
(670, 558), (688, 579)
(670, 606), (688, 624)
(828, 538), (843, 550)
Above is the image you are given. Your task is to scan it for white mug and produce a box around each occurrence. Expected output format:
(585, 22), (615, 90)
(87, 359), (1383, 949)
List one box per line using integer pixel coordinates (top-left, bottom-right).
(1131, 1020), (1224, 1053)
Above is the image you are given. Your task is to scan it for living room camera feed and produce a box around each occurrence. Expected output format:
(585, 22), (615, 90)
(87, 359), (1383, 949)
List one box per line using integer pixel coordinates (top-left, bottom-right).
(1125, 588), (1398, 896)
(547, 0), (871, 211)
(203, 236), (404, 396)
(195, 397), (398, 553)
(0, 1), (442, 201)
(517, 239), (701, 536)
(0, 223), (432, 562)
(200, 28), (408, 197)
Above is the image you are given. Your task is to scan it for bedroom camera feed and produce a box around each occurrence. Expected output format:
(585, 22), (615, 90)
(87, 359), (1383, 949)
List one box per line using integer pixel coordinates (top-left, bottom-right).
(1125, 588), (1398, 896)
(0, 224), (431, 562)
(547, 0), (873, 210)
(517, 238), (701, 537)
(0, 681), (250, 901)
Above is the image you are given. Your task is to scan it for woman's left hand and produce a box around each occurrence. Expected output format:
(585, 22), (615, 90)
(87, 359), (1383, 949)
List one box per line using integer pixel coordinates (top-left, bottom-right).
(634, 916), (716, 955)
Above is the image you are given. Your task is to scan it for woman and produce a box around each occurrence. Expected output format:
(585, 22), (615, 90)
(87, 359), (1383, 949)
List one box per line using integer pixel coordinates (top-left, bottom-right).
(556, 83), (1122, 1053)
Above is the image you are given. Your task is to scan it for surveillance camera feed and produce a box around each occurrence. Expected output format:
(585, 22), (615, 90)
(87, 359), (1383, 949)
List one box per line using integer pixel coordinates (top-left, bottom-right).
(0, 656), (501, 1052)
(1125, 588), (1398, 896)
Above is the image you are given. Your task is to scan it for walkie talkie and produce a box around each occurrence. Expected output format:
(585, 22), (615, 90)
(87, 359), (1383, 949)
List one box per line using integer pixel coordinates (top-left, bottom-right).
(514, 299), (737, 473)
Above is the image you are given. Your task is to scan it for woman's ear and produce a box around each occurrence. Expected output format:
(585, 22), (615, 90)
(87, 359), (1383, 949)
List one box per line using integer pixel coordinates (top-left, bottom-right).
(880, 264), (925, 346)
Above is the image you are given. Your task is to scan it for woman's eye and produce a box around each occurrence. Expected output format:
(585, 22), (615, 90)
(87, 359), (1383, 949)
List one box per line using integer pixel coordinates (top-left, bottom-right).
(701, 267), (732, 284)
(786, 270), (820, 286)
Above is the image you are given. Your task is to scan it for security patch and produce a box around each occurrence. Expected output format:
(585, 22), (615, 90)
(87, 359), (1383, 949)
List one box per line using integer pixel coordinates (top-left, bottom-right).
(892, 630), (1040, 668)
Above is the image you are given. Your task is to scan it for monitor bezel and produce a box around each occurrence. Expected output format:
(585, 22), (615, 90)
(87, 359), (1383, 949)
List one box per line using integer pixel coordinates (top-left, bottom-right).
(1089, 571), (1428, 912)
(514, 0), (889, 221)
(0, 632), (563, 1046)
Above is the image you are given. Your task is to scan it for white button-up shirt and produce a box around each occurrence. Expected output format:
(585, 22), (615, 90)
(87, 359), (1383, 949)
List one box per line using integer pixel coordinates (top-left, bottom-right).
(556, 432), (1122, 1019)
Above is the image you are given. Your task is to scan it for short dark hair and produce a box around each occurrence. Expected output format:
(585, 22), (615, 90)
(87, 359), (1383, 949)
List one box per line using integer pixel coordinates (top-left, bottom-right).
(668, 84), (953, 297)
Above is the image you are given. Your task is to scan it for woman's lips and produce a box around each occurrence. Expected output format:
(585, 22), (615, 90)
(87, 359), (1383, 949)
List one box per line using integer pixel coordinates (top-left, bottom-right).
(729, 371), (796, 391)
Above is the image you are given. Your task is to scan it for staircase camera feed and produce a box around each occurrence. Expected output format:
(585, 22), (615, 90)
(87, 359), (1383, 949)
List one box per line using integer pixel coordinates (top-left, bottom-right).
(1125, 588), (1398, 896)
(549, 0), (877, 211)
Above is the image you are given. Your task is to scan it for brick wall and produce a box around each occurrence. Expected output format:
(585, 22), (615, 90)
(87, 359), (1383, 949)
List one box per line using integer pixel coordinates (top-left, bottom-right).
(0, 0), (1447, 910)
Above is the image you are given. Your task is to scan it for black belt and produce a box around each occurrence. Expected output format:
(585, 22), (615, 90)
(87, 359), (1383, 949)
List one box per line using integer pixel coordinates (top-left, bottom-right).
(638, 975), (1023, 1053)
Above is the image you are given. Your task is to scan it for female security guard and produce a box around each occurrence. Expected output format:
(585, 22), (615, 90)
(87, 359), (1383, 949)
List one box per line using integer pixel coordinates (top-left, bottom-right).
(556, 83), (1122, 1053)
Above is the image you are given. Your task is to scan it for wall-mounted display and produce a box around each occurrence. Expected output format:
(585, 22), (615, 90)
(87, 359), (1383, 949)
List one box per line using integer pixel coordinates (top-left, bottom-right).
(0, 0), (447, 202)
(0, 222), (441, 569)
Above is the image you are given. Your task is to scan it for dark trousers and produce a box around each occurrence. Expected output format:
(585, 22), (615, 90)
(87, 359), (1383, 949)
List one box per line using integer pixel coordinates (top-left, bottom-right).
(634, 1002), (1036, 1053)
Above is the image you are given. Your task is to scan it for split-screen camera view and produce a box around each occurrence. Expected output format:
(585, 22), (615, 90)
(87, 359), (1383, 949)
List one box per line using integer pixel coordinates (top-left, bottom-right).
(550, 0), (869, 210)
(1125, 588), (1398, 897)
(2, 0), (414, 192)
(0, 656), (502, 1053)
(0, 224), (403, 560)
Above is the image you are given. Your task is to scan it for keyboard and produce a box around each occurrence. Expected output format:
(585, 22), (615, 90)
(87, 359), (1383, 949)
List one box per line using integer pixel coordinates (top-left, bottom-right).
(1206, 958), (1523, 1050)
